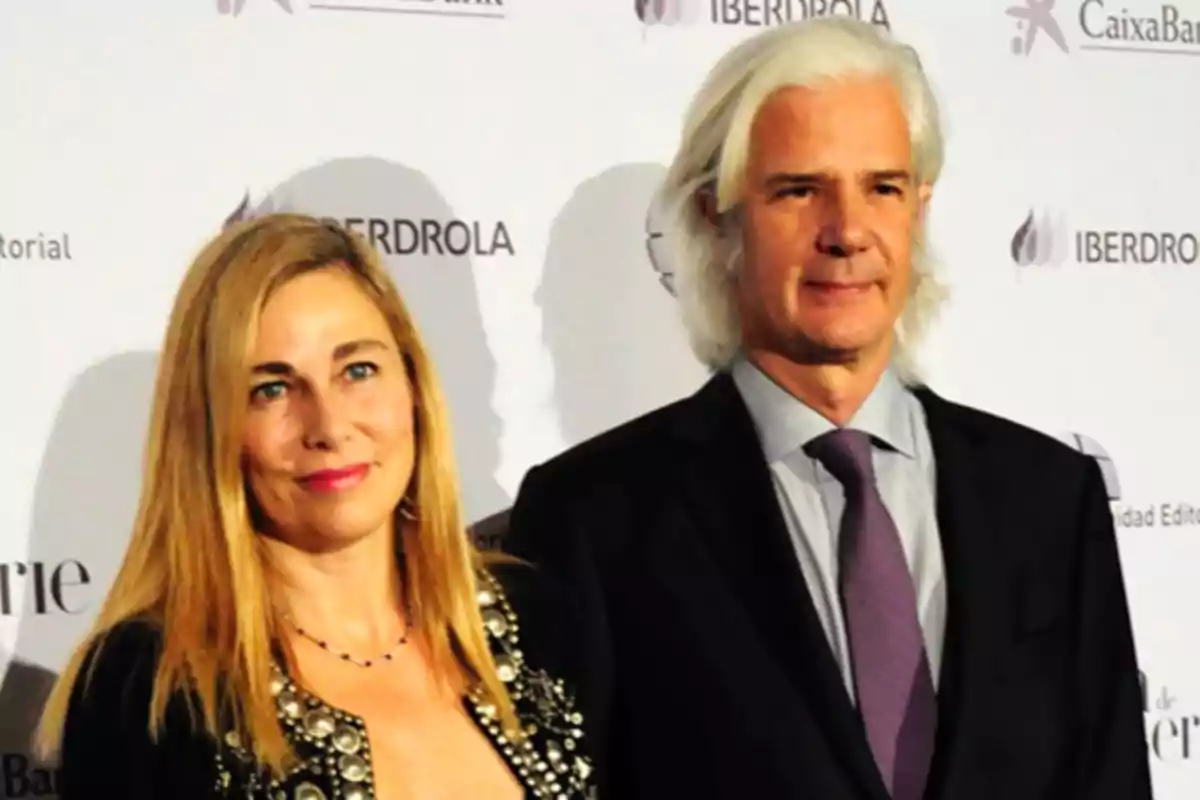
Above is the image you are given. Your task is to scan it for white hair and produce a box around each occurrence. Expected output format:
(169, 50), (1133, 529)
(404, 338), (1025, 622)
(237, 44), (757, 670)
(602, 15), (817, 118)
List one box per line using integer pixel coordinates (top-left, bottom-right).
(658, 17), (948, 383)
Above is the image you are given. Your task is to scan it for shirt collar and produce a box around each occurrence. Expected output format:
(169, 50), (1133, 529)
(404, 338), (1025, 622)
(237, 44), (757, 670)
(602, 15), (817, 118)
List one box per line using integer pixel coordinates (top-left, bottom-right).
(730, 353), (916, 463)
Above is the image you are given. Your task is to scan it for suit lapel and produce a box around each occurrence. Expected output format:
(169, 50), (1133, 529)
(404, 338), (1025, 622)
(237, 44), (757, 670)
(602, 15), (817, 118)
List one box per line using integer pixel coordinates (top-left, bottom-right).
(672, 374), (890, 800)
(914, 388), (1011, 799)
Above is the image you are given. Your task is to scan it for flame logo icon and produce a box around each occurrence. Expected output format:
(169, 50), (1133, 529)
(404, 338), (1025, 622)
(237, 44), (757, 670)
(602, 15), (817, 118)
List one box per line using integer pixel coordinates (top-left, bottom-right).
(224, 191), (252, 228)
(1010, 209), (1068, 267)
(223, 190), (278, 229)
(635, 0), (701, 26)
(1057, 432), (1121, 501)
(217, 0), (294, 16)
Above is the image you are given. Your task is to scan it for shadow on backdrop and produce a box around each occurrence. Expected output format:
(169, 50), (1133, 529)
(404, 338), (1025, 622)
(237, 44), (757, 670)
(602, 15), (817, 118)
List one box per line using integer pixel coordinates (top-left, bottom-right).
(242, 157), (507, 526)
(3, 351), (158, 782)
(0, 645), (57, 776)
(538, 163), (710, 449)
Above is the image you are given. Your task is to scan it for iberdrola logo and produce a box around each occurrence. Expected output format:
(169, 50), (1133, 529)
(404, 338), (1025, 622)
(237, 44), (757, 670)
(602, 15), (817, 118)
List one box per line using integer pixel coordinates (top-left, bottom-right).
(1010, 209), (1069, 267)
(223, 190), (280, 229)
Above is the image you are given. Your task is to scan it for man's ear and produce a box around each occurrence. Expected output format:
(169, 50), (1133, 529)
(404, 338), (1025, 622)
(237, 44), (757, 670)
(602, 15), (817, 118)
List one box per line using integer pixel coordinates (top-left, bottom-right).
(695, 184), (723, 234)
(916, 182), (932, 222)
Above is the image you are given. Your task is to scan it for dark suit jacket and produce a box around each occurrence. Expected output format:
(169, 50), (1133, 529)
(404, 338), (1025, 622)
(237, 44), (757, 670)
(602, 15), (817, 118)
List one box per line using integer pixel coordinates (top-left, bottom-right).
(503, 373), (1152, 800)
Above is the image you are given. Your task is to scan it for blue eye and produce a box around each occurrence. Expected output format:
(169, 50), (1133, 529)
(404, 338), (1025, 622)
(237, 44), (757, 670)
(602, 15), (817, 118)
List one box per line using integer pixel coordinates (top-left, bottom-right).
(344, 362), (379, 381)
(250, 381), (287, 402)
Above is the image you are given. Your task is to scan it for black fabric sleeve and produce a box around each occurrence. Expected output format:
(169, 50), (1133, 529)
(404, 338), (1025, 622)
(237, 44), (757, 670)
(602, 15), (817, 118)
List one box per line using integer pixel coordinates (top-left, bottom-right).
(58, 622), (214, 800)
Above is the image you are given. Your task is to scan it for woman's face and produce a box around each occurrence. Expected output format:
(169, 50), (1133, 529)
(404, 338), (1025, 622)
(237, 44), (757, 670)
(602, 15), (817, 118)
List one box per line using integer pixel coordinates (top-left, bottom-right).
(241, 265), (416, 551)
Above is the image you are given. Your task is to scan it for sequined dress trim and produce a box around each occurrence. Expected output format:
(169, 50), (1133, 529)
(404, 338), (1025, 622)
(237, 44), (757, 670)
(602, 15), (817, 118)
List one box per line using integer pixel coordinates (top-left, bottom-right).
(212, 569), (596, 799)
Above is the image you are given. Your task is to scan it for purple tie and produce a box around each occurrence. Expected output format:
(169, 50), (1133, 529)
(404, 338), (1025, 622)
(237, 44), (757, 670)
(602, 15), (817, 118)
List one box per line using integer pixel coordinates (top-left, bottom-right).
(806, 429), (936, 800)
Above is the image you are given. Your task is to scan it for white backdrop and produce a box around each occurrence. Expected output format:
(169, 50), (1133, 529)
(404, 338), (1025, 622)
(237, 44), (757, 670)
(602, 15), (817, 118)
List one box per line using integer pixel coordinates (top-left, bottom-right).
(2, 0), (1197, 796)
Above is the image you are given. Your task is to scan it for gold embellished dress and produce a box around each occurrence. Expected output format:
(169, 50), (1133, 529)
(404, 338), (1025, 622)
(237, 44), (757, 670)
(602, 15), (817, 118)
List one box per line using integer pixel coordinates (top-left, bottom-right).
(58, 567), (598, 800)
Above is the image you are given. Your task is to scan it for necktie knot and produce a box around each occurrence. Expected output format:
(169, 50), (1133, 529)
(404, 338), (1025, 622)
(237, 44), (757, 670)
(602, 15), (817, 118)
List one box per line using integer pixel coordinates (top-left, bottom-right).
(804, 428), (876, 489)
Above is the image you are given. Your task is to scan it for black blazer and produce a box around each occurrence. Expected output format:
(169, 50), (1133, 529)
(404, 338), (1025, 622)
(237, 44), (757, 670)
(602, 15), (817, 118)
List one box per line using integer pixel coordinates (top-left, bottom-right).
(503, 373), (1152, 800)
(56, 563), (597, 799)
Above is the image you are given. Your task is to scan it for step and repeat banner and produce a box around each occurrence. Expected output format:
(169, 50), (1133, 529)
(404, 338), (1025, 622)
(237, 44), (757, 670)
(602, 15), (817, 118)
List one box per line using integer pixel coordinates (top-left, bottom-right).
(1, 0), (1197, 796)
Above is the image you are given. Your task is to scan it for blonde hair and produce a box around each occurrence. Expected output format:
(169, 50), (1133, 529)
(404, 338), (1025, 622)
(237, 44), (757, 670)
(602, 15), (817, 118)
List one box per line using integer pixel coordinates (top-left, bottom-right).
(658, 16), (949, 382)
(35, 212), (518, 772)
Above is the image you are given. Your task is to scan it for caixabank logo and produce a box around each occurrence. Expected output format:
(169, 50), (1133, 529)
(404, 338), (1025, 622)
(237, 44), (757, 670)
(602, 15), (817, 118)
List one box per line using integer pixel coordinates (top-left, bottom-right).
(218, 0), (292, 12)
(1006, 0), (1200, 57)
(1010, 208), (1200, 268)
(217, 0), (506, 20)
(226, 190), (515, 258)
(636, 0), (891, 30)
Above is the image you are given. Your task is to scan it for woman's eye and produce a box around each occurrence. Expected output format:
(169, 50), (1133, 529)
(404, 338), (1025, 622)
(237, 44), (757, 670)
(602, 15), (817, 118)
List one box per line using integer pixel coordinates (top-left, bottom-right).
(250, 381), (287, 403)
(344, 362), (379, 381)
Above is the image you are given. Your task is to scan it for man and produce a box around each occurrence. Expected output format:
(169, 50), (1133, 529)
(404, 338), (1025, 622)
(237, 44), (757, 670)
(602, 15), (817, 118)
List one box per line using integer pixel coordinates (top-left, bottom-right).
(505, 17), (1150, 800)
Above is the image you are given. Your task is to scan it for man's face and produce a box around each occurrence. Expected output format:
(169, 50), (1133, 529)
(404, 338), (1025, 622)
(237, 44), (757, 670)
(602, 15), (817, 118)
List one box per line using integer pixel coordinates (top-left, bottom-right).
(732, 77), (930, 368)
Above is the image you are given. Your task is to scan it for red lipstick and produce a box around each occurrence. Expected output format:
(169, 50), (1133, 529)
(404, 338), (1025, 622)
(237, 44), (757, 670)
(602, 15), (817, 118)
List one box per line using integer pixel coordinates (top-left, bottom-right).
(298, 463), (370, 493)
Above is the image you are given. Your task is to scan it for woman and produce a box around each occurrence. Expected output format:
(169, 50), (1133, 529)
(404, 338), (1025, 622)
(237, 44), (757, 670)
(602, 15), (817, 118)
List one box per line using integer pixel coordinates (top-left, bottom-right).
(35, 213), (597, 799)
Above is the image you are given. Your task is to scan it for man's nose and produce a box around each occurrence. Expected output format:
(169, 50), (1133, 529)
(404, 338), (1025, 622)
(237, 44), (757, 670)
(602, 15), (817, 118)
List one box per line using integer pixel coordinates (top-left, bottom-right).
(816, 192), (871, 256)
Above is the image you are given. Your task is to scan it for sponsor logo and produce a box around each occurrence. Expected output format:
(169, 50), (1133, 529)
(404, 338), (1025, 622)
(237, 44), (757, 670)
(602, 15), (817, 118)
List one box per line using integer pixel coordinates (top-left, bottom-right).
(1007, 0), (1200, 57)
(636, 0), (890, 29)
(636, 0), (702, 25)
(1007, 0), (1070, 54)
(1011, 210), (1069, 267)
(0, 233), (73, 262)
(2, 754), (59, 799)
(1055, 435), (1200, 530)
(217, 0), (293, 14)
(1142, 671), (1200, 762)
(225, 191), (268, 227)
(1113, 500), (1200, 530)
(1010, 209), (1200, 267)
(0, 560), (92, 617)
(341, 216), (514, 257)
(1057, 432), (1121, 500)
(218, 0), (506, 19)
(226, 191), (515, 258)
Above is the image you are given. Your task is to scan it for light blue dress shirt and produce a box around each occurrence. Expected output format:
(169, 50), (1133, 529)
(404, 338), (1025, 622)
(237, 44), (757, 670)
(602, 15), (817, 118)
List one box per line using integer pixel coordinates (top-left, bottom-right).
(730, 355), (947, 701)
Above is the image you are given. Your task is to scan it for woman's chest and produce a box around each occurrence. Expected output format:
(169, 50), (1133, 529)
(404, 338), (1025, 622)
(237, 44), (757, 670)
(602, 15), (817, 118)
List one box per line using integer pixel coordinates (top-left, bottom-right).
(216, 676), (526, 800)
(354, 698), (524, 800)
